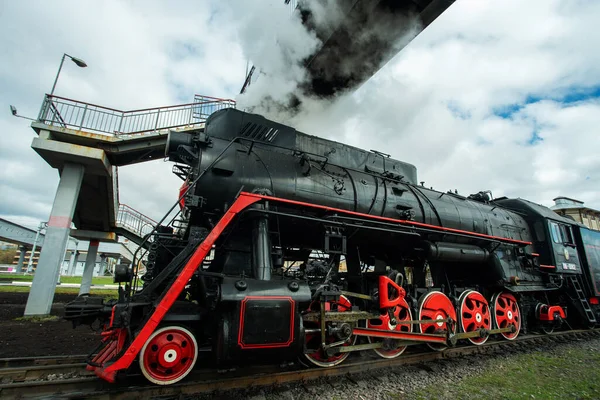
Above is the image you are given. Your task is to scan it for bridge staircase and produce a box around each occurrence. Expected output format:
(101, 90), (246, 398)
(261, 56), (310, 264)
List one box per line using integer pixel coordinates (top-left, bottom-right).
(114, 204), (158, 248)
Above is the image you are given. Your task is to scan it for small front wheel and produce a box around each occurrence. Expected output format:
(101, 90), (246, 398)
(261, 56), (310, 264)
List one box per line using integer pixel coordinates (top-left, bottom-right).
(139, 325), (198, 385)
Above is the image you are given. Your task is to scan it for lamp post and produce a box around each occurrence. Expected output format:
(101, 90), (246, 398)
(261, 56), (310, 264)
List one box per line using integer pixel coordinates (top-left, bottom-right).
(50, 53), (88, 96)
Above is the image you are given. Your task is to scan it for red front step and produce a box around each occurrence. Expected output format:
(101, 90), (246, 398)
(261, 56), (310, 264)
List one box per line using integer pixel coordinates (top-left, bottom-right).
(87, 328), (127, 382)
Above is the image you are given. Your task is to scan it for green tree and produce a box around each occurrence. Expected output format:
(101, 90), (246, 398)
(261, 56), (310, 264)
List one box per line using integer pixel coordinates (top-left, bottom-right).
(0, 249), (17, 264)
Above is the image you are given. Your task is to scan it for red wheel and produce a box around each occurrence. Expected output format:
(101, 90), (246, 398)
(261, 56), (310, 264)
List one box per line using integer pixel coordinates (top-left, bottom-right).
(367, 298), (413, 358)
(303, 295), (357, 367)
(139, 326), (198, 385)
(491, 292), (521, 340)
(417, 291), (456, 351)
(458, 290), (491, 345)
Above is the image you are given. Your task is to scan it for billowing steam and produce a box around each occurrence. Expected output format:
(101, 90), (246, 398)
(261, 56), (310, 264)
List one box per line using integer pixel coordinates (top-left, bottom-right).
(222, 0), (320, 119)
(222, 0), (422, 134)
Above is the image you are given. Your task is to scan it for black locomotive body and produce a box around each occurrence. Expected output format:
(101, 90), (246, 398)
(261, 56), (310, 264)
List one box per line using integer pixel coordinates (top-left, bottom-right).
(66, 108), (600, 385)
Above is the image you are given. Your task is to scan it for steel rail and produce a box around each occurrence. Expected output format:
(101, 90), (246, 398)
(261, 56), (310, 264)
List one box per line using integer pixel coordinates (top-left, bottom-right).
(0, 355), (87, 369)
(0, 329), (598, 399)
(0, 355), (91, 384)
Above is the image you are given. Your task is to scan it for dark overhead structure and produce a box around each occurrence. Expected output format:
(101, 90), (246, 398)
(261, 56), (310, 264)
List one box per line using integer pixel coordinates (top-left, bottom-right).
(242, 0), (455, 98)
(302, 0), (455, 97)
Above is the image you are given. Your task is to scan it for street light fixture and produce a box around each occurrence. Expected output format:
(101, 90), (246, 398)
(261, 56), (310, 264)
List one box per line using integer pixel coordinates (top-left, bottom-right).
(9, 105), (36, 121)
(50, 53), (88, 96)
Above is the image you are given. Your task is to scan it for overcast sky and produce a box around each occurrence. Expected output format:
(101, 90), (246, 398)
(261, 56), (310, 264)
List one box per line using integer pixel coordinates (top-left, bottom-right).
(1, 0), (599, 230)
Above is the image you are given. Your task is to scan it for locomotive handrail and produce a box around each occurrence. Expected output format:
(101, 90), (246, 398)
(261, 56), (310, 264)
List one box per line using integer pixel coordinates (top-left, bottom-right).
(36, 94), (236, 136)
(245, 193), (532, 246)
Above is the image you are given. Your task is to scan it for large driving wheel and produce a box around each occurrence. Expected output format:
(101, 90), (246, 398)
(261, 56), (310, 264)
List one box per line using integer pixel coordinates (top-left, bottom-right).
(303, 295), (357, 367)
(491, 291), (521, 340)
(458, 290), (491, 345)
(367, 298), (413, 358)
(418, 291), (457, 351)
(139, 325), (198, 385)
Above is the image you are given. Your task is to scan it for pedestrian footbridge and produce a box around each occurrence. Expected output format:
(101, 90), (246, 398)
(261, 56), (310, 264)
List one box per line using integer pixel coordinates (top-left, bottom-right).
(23, 94), (235, 315)
(32, 94), (234, 239)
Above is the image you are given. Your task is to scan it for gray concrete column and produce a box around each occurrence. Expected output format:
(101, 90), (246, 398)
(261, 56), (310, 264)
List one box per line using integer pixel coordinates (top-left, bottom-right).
(67, 251), (80, 276)
(79, 240), (99, 295)
(17, 246), (27, 273)
(99, 253), (107, 276)
(24, 163), (85, 316)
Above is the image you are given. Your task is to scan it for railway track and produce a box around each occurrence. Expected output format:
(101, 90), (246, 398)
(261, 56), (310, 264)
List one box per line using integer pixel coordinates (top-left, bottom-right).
(1, 329), (598, 399)
(0, 355), (90, 382)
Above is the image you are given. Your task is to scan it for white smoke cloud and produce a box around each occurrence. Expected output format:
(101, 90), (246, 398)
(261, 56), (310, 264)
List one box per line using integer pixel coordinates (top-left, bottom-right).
(228, 0), (422, 127)
(222, 0), (321, 117)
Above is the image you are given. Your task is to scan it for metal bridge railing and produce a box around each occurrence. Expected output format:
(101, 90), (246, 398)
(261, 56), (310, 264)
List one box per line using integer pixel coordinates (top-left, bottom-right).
(37, 94), (236, 136)
(116, 204), (157, 240)
(193, 95), (236, 120)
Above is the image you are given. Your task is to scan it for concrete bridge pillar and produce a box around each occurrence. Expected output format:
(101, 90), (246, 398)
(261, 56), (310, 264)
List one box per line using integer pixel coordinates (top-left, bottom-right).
(17, 246), (27, 273)
(99, 253), (107, 276)
(79, 240), (99, 295)
(24, 163), (85, 316)
(67, 250), (79, 276)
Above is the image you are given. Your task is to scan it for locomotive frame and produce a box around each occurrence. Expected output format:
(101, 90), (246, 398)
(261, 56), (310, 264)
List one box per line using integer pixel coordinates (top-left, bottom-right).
(65, 109), (600, 386)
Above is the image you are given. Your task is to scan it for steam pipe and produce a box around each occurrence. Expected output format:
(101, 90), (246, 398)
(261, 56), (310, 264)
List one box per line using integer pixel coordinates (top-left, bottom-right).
(252, 206), (272, 281)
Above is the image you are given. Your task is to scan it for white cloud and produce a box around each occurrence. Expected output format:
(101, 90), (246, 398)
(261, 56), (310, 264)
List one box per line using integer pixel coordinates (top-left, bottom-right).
(0, 0), (246, 223)
(0, 0), (599, 231)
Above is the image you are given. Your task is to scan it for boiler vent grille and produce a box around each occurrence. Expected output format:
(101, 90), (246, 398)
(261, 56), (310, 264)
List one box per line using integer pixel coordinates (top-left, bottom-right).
(240, 122), (279, 142)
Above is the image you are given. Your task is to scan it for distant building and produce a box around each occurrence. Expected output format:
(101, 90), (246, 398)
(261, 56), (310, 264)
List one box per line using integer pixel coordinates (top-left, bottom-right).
(551, 197), (600, 231)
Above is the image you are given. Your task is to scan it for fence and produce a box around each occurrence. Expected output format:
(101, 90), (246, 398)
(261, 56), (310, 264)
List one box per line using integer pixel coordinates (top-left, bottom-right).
(116, 204), (157, 240)
(192, 95), (236, 120)
(37, 94), (236, 136)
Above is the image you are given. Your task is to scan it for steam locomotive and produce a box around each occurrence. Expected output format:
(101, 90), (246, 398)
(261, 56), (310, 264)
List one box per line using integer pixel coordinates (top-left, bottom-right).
(66, 108), (600, 385)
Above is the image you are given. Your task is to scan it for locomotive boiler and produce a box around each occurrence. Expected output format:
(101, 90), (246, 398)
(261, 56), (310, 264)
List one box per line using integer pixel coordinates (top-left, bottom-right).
(66, 108), (600, 385)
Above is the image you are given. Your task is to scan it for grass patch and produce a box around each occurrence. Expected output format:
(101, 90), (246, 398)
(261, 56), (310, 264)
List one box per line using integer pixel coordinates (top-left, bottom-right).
(0, 274), (115, 285)
(0, 285), (117, 300)
(14, 315), (60, 322)
(413, 345), (600, 399)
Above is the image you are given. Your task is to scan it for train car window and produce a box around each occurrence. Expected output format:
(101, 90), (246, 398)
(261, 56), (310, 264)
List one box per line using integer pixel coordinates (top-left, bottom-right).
(550, 222), (561, 244)
(560, 225), (575, 245)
